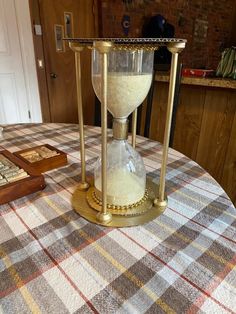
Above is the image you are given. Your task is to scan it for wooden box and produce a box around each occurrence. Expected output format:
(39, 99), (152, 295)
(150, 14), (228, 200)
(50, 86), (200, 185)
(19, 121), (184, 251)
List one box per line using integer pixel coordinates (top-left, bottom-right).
(14, 144), (68, 173)
(0, 150), (46, 205)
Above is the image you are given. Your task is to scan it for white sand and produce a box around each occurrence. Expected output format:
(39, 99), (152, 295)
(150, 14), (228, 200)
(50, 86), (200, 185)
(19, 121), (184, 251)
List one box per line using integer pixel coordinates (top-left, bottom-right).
(92, 72), (152, 118)
(95, 168), (145, 206)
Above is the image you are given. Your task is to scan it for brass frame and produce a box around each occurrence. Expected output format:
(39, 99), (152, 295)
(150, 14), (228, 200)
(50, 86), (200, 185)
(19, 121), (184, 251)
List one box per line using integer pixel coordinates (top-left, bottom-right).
(67, 38), (186, 227)
(132, 109), (137, 148)
(154, 42), (185, 206)
(69, 43), (89, 191)
(93, 41), (113, 224)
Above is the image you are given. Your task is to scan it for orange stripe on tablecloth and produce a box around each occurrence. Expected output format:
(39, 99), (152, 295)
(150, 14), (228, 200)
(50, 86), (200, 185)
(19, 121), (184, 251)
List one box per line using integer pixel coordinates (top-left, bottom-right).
(22, 154), (236, 312)
(44, 163), (236, 259)
(0, 246), (42, 313)
(168, 185), (236, 220)
(6, 125), (234, 312)
(186, 253), (236, 314)
(167, 167), (229, 200)
(154, 219), (236, 271)
(6, 204), (99, 314)
(119, 229), (236, 314)
(145, 162), (234, 213)
(0, 213), (110, 299)
(166, 184), (233, 220)
(168, 205), (236, 244)
(41, 175), (235, 312)
(43, 195), (176, 314)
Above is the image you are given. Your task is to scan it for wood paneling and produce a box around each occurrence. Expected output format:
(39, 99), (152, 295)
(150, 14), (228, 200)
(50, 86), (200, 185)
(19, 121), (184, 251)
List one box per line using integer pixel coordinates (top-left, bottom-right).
(149, 78), (236, 205)
(173, 86), (205, 160)
(221, 93), (236, 202)
(139, 97), (147, 136)
(196, 89), (235, 182)
(149, 82), (168, 143)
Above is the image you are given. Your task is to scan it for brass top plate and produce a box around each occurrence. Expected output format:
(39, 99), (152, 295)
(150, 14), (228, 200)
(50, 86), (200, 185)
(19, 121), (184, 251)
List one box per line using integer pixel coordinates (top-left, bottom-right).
(67, 38), (186, 51)
(65, 38), (187, 52)
(64, 37), (186, 44)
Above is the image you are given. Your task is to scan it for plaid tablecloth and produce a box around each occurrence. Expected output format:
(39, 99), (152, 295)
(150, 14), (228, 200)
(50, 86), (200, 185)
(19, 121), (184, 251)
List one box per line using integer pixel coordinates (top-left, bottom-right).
(0, 123), (236, 314)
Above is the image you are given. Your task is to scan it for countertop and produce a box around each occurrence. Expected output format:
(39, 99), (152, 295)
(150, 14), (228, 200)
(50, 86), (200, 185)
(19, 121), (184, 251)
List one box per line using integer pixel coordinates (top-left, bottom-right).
(155, 72), (236, 89)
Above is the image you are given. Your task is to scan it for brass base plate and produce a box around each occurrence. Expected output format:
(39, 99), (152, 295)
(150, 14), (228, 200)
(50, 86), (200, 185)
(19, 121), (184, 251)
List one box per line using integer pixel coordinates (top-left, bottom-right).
(72, 177), (167, 227)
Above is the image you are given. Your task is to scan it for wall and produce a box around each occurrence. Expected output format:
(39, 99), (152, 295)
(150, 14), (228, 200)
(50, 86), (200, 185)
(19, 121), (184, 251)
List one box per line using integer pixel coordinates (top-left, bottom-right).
(100, 0), (235, 69)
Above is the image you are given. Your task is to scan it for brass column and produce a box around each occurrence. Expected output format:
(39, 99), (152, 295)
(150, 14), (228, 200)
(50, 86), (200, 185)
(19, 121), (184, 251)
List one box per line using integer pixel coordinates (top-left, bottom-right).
(94, 41), (113, 224)
(132, 109), (137, 148)
(154, 42), (185, 207)
(70, 43), (89, 191)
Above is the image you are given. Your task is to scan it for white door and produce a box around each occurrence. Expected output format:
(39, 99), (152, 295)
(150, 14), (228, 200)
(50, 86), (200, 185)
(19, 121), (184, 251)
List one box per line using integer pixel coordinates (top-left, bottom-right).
(0, 0), (42, 124)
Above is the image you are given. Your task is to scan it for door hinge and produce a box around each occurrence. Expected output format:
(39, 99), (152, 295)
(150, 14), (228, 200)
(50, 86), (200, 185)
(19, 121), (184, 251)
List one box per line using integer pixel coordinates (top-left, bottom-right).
(28, 110), (31, 120)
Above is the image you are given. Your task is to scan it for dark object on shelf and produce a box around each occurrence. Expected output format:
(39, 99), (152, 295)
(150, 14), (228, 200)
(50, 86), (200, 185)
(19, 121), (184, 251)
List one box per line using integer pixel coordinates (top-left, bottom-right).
(0, 150), (45, 205)
(14, 144), (68, 173)
(142, 14), (175, 70)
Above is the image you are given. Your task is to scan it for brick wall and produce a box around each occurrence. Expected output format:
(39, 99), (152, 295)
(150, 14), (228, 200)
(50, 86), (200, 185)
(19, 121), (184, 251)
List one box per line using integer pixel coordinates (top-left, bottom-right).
(100, 0), (235, 69)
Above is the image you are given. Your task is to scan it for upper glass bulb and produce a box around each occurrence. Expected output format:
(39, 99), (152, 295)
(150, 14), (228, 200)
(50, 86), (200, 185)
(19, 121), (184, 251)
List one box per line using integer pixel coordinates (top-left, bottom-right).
(92, 49), (154, 118)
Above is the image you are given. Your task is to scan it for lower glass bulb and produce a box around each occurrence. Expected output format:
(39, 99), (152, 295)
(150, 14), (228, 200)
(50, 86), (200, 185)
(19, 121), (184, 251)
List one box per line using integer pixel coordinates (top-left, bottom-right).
(94, 139), (146, 206)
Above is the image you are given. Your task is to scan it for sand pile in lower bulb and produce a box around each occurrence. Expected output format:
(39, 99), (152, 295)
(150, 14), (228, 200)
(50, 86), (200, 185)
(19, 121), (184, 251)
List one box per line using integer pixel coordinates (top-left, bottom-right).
(95, 168), (145, 206)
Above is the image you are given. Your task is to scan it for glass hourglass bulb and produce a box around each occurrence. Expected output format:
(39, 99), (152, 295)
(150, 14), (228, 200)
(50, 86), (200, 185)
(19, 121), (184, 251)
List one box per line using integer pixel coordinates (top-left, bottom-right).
(92, 48), (154, 207)
(94, 122), (146, 206)
(92, 50), (153, 118)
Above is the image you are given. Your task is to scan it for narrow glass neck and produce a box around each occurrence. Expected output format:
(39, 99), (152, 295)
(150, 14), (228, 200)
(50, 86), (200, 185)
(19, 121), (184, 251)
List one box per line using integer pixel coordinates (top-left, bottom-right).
(112, 118), (128, 140)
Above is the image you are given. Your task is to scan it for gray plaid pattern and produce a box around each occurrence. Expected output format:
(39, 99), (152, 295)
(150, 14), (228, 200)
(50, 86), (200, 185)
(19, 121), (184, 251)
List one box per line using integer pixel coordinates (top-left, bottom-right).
(0, 123), (235, 314)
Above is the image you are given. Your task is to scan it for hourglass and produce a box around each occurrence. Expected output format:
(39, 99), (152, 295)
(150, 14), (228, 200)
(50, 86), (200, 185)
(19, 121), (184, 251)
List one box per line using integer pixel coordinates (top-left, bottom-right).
(69, 38), (186, 227)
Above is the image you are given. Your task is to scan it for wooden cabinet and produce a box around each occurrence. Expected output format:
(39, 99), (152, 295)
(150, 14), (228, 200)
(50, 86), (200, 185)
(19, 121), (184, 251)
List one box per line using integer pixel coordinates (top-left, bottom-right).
(148, 74), (236, 205)
(196, 89), (235, 183)
(222, 113), (236, 203)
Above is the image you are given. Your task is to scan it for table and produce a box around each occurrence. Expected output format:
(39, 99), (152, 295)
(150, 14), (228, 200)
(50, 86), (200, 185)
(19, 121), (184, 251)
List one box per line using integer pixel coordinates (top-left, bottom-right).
(0, 123), (236, 314)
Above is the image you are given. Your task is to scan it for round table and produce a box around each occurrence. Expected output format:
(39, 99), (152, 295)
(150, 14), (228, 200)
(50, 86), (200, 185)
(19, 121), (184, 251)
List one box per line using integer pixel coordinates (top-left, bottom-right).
(0, 123), (235, 314)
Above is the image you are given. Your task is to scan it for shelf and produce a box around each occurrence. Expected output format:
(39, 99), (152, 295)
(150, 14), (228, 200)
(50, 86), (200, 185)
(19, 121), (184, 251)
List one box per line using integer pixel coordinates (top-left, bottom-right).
(155, 72), (236, 89)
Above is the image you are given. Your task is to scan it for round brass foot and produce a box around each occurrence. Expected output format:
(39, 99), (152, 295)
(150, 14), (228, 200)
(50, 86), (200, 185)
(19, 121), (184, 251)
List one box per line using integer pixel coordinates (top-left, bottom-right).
(77, 181), (90, 191)
(96, 212), (112, 224)
(153, 198), (168, 207)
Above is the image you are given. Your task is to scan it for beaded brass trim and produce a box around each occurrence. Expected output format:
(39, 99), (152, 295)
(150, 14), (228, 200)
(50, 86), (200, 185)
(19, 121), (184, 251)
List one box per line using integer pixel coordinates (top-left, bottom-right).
(93, 189), (148, 208)
(65, 37), (187, 44)
(88, 45), (158, 51)
(72, 177), (167, 227)
(86, 186), (153, 216)
(111, 45), (159, 51)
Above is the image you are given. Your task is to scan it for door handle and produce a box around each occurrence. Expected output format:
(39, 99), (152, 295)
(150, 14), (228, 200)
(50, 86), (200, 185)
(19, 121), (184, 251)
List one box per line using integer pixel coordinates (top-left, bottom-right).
(50, 72), (57, 79)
